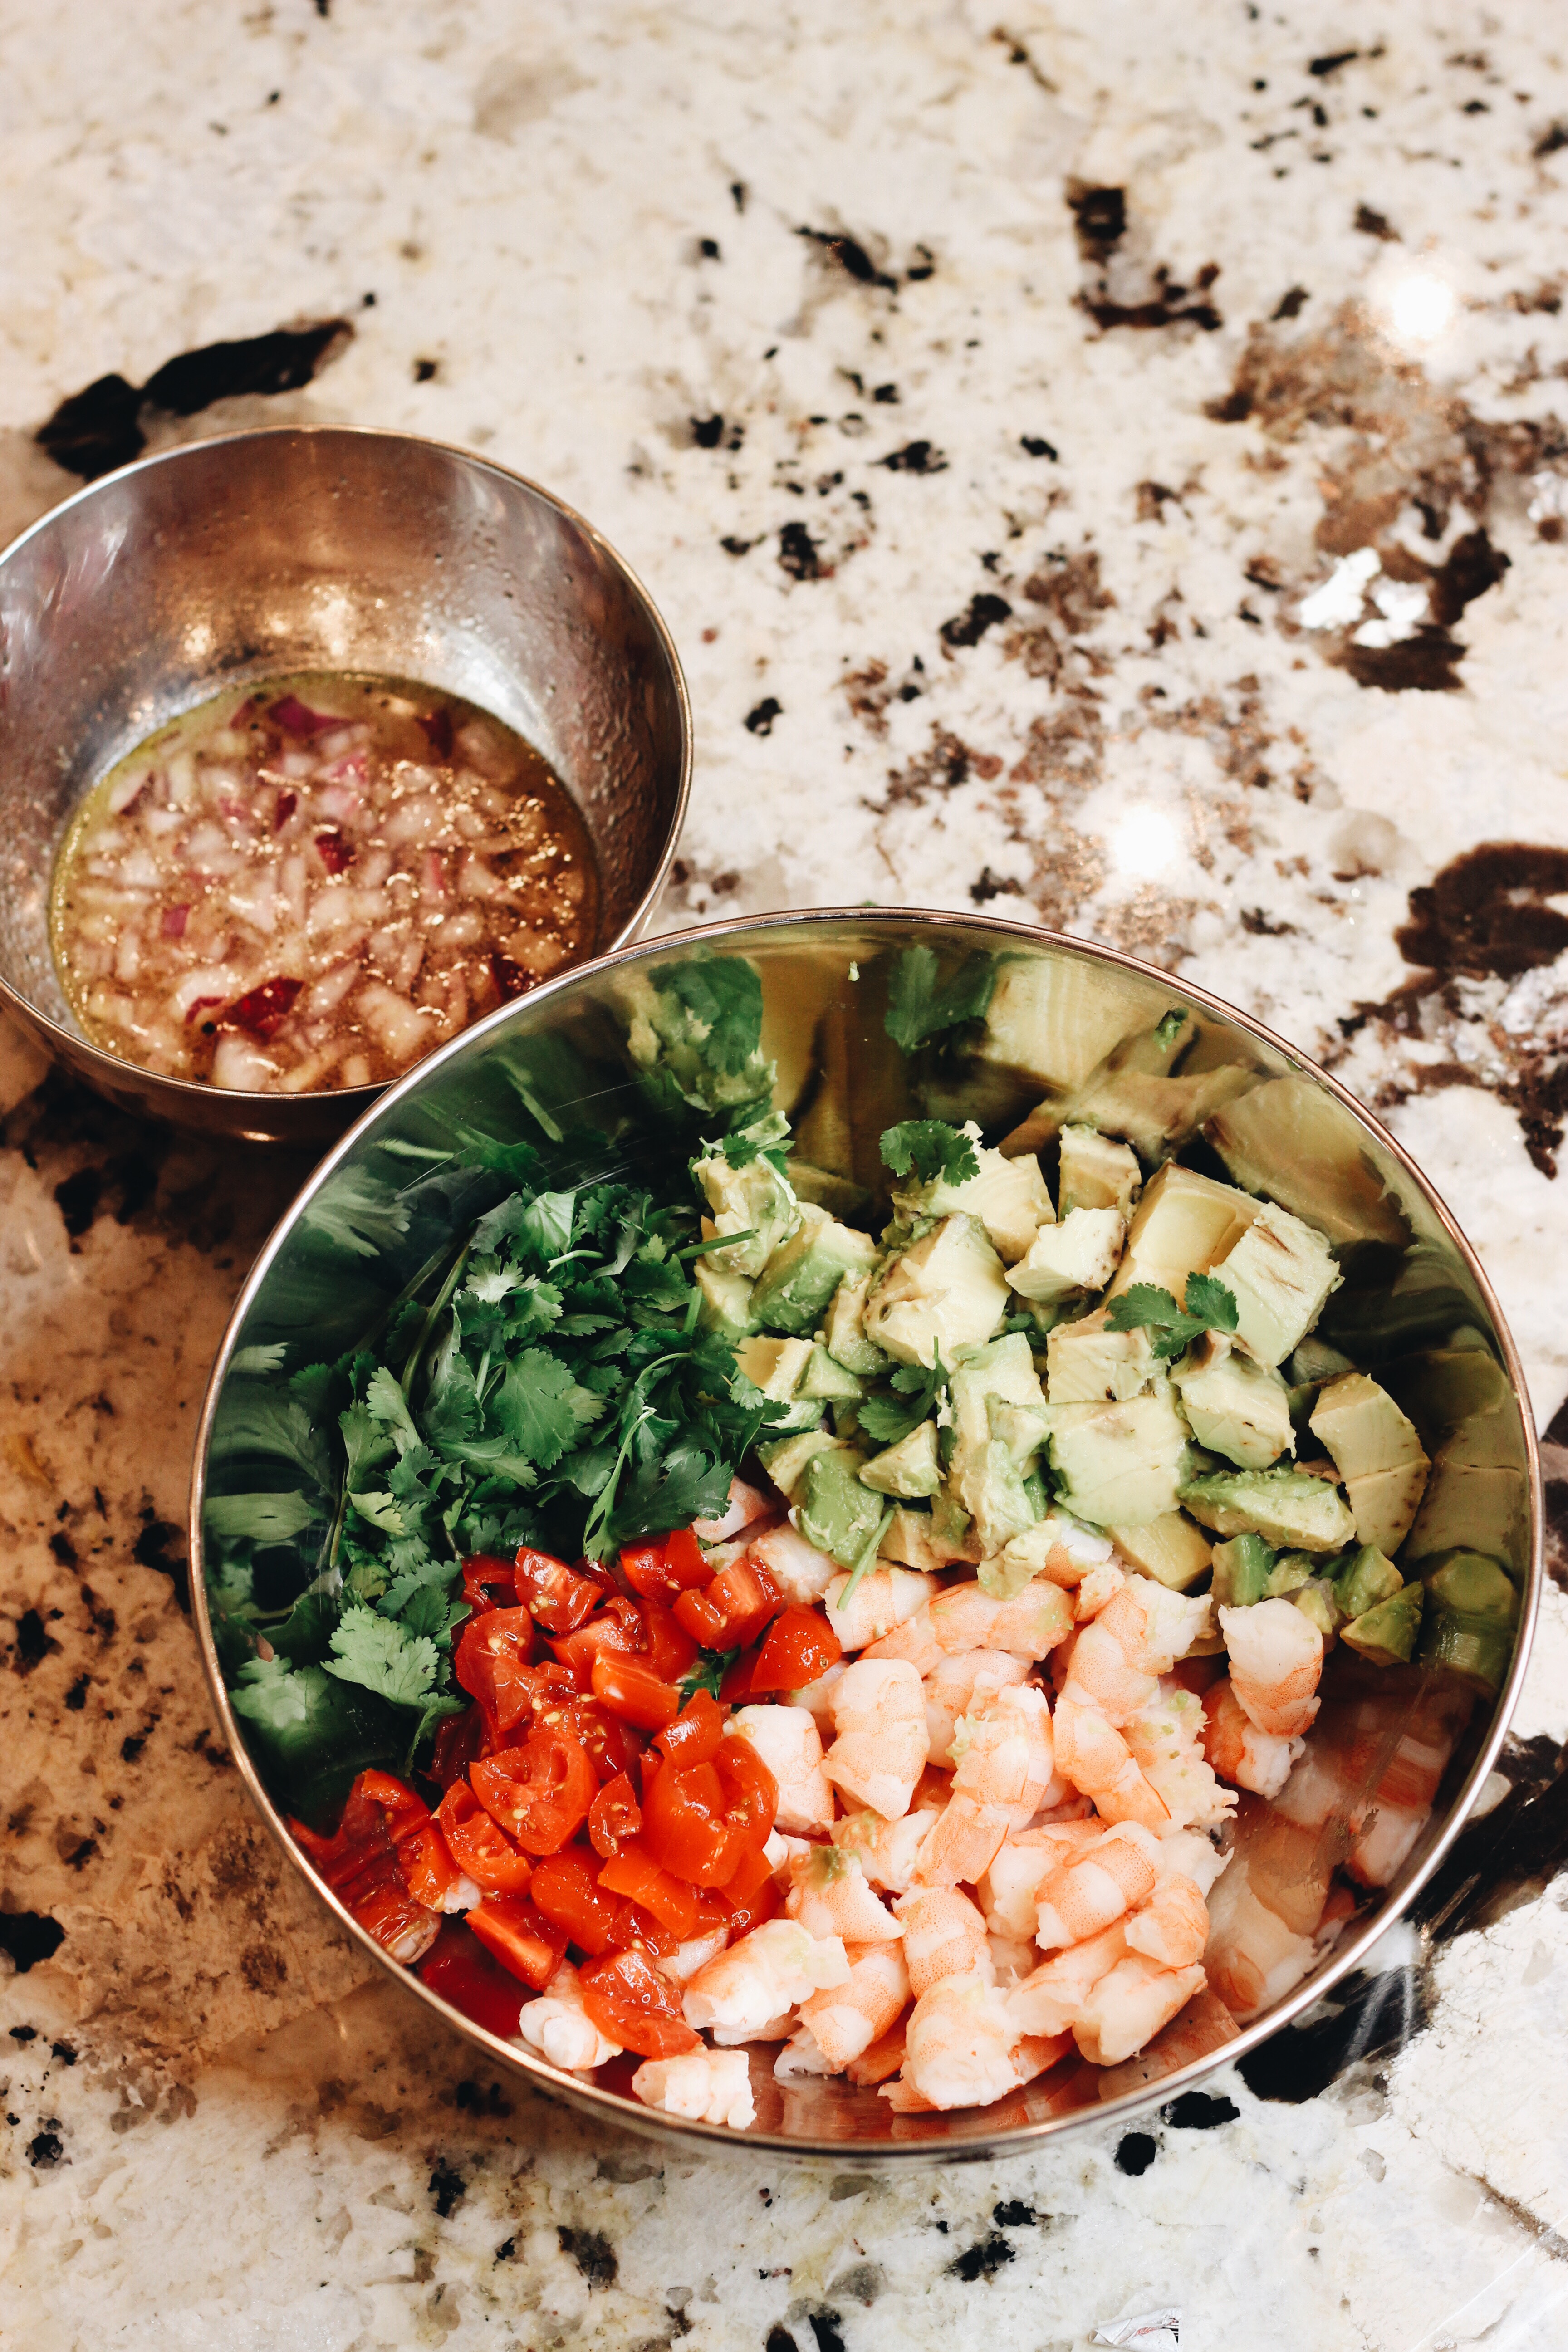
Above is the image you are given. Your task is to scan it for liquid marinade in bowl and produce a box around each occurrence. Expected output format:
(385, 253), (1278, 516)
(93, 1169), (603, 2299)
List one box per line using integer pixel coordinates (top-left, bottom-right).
(49, 672), (598, 1095)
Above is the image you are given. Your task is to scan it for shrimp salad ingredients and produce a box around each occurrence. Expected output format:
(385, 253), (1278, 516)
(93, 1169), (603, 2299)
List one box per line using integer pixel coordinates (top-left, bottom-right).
(51, 673), (595, 1093)
(208, 947), (1516, 2129)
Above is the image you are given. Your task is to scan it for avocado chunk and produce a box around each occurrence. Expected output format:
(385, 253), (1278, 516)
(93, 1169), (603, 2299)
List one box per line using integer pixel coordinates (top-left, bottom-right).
(1008, 1207), (1126, 1305)
(860, 1420), (943, 1499)
(693, 1255), (755, 1341)
(693, 1150), (801, 1278)
(1288, 1337), (1358, 1386)
(796, 1448), (886, 1571)
(948, 1333), (1052, 1554)
(1171, 1331), (1295, 1470)
(1416, 1551), (1520, 1693)
(1040, 1389), (1191, 1527)
(878, 1494), (979, 1571)
(1341, 1581), (1422, 1666)
(1207, 1073), (1410, 1249)
(1265, 1551), (1315, 1597)
(752, 1203), (878, 1338)
(864, 1211), (1009, 1368)
(974, 955), (1148, 1098)
(1333, 1542), (1403, 1621)
(1308, 1373), (1430, 1554)
(1291, 1579), (1342, 1644)
(1209, 1201), (1341, 1367)
(1107, 1511), (1213, 1591)
(758, 1428), (845, 1499)
(734, 1333), (823, 1434)
(798, 1345), (865, 1403)
(1006, 1012), (1259, 1164)
(1401, 1420), (1529, 1570)
(1058, 1124), (1142, 1218)
(1105, 1161), (1261, 1303)
(1179, 1466), (1357, 1553)
(1210, 1531), (1276, 1607)
(894, 1125), (1054, 1264)
(1046, 1307), (1160, 1404)
(823, 1270), (892, 1377)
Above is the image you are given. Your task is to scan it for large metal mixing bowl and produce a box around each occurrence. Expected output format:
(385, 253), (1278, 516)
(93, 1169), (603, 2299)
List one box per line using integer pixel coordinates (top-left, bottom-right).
(0, 427), (689, 1145)
(188, 910), (1541, 2159)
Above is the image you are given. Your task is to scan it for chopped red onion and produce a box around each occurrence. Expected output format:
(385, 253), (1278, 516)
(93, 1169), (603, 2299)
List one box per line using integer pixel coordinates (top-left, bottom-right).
(225, 976), (304, 1039)
(161, 904), (189, 939)
(270, 694), (337, 737)
(274, 791), (297, 830)
(314, 829), (355, 875)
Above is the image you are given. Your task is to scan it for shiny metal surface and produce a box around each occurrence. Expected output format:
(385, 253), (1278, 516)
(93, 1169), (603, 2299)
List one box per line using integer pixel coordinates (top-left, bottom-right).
(188, 909), (1542, 2161)
(0, 427), (690, 1145)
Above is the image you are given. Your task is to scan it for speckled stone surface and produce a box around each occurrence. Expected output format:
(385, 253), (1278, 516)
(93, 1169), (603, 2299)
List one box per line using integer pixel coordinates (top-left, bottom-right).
(5, 3), (1568, 2346)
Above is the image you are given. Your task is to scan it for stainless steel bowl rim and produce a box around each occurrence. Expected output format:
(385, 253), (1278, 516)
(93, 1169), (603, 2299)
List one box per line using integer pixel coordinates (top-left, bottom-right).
(187, 906), (1544, 2163)
(0, 422), (692, 1115)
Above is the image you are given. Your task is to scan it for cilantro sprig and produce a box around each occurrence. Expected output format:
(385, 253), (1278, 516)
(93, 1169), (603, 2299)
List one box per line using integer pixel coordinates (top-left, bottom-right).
(885, 946), (998, 1054)
(880, 1120), (980, 1190)
(857, 1352), (949, 1447)
(1104, 1273), (1240, 1361)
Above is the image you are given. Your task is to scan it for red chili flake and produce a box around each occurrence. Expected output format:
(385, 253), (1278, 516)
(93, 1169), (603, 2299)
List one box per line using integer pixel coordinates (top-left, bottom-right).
(271, 695), (336, 737)
(184, 995), (223, 1024)
(161, 904), (189, 939)
(314, 829), (354, 874)
(223, 977), (303, 1039)
(417, 707), (455, 759)
(273, 791), (297, 831)
(491, 954), (539, 1003)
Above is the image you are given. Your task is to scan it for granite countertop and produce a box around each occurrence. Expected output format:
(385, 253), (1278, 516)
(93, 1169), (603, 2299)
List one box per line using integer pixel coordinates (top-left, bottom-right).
(5, 2), (1568, 2345)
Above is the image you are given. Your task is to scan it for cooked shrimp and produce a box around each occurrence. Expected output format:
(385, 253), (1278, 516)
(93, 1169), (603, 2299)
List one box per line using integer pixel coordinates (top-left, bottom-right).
(995, 1513), (1116, 1590)
(693, 1476), (770, 1542)
(786, 1940), (910, 2070)
(928, 1577), (1075, 1661)
(1218, 1598), (1323, 1738)
(1203, 1859), (1315, 2019)
(1094, 1983), (1240, 2100)
(1124, 1871), (1209, 1970)
(514, 1960), (622, 2070)
(1006, 1923), (1128, 2038)
(1122, 1682), (1235, 1830)
(632, 2047), (755, 2129)
(728, 1704), (834, 1835)
(893, 1886), (993, 1995)
(1072, 1954), (1207, 2067)
(657, 1927), (730, 1985)
(1073, 1560), (1126, 1621)
(1052, 1697), (1170, 1831)
(924, 1648), (1028, 1765)
(862, 1605), (943, 1675)
(902, 1972), (1071, 2110)
(785, 1844), (903, 1944)
(979, 1821), (1102, 1938)
(1058, 1582), (1214, 1725)
(988, 1933), (1037, 1989)
(821, 1656), (930, 1820)
(750, 1519), (839, 1605)
(1034, 1821), (1161, 1950)
(831, 1806), (942, 1894)
(825, 1565), (937, 1651)
(914, 1684), (1055, 1887)
(682, 1919), (849, 2041)
(790, 1661), (847, 1731)
(1202, 1678), (1304, 1798)
(845, 2016), (908, 2085)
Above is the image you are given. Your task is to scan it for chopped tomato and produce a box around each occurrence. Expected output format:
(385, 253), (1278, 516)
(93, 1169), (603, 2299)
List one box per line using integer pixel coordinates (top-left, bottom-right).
(292, 1770), (456, 1946)
(588, 1771), (642, 1859)
(436, 1779), (533, 1895)
(720, 1647), (758, 1704)
(716, 1872), (783, 1941)
(467, 1894), (569, 1989)
(471, 1728), (596, 1854)
(620, 1540), (677, 1601)
(513, 1547), (603, 1634)
(750, 1604), (842, 1693)
(597, 1842), (700, 1937)
(591, 1654), (682, 1730)
(428, 1702), (487, 1789)
(721, 1841), (775, 1905)
(641, 1738), (778, 1888)
(660, 1526), (715, 1590)
(461, 1553), (517, 1613)
(550, 1595), (643, 1686)
(418, 1919), (526, 2038)
(346, 1874), (441, 1964)
(655, 1689), (726, 1769)
(454, 1606), (536, 1741)
(529, 1847), (625, 1956)
(673, 1559), (782, 1650)
(635, 1596), (702, 1682)
(578, 1948), (700, 2059)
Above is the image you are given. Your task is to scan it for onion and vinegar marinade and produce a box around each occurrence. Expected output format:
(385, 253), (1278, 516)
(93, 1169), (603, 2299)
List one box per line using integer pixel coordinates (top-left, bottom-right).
(49, 673), (598, 1093)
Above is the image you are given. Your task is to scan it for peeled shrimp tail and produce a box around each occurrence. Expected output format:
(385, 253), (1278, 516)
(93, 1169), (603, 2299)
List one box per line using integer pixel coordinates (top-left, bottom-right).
(789, 1941), (910, 2070)
(901, 1972), (1066, 2111)
(1218, 1598), (1323, 1740)
(1124, 1872), (1209, 1969)
(1071, 1955), (1207, 2068)
(1033, 1822), (1160, 1950)
(1201, 1678), (1303, 1799)
(632, 2048), (755, 2129)
(894, 1887), (993, 1995)
(821, 1656), (931, 1820)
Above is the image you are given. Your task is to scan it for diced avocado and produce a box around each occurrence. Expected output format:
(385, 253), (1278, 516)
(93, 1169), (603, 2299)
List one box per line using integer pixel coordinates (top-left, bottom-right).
(1105, 1161), (1261, 1303)
(1171, 1332), (1295, 1470)
(1210, 1531), (1276, 1607)
(752, 1204), (878, 1337)
(1040, 1389), (1191, 1527)
(692, 1150), (801, 1277)
(975, 956), (1147, 1097)
(796, 1449), (885, 1571)
(1309, 1373), (1430, 1554)
(1058, 1124), (1142, 1218)
(1009, 1013), (1259, 1164)
(798, 1345), (865, 1403)
(1292, 1580), (1342, 1644)
(1180, 1466), (1357, 1553)
(1210, 1203), (1341, 1367)
(878, 1495), (979, 1571)
(864, 1212), (1009, 1368)
(1333, 1542), (1403, 1622)
(787, 1161), (874, 1221)
(895, 1125), (1054, 1264)
(948, 1333), (1051, 1554)
(1107, 1511), (1213, 1591)
(1206, 1074), (1410, 1249)
(1008, 1207), (1126, 1305)
(1416, 1551), (1520, 1693)
(823, 1271), (892, 1378)
(758, 1428), (844, 1499)
(1046, 1307), (1159, 1404)
(1266, 1553), (1313, 1598)
(950, 1332), (1046, 1441)
(860, 1421), (943, 1499)
(736, 1333), (815, 1401)
(693, 1255), (755, 1342)
(1401, 1411), (1530, 1571)
(1341, 1581), (1422, 1666)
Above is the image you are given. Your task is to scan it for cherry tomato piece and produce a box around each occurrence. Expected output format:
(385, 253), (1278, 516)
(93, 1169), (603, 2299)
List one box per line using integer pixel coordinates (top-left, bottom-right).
(467, 1893), (569, 1989)
(661, 1527), (715, 1590)
(750, 1605), (843, 1694)
(348, 1873), (442, 1964)
(635, 1597), (701, 1683)
(436, 1779), (534, 1895)
(642, 1735), (778, 1889)
(620, 1540), (677, 1601)
(418, 1919), (527, 2037)
(461, 1553), (518, 1613)
(470, 1728), (596, 1855)
(673, 1559), (782, 1650)
(654, 1689), (727, 1769)
(429, 1702), (487, 1789)
(720, 1647), (759, 1704)
(455, 1606), (536, 1741)
(588, 1771), (642, 1859)
(722, 1840), (776, 1905)
(550, 1596), (643, 1687)
(529, 1847), (625, 1956)
(716, 1872), (784, 1941)
(292, 1771), (455, 1946)
(513, 1547), (603, 1634)
(596, 1842), (700, 1937)
(591, 1654), (682, 1730)
(578, 1948), (700, 2059)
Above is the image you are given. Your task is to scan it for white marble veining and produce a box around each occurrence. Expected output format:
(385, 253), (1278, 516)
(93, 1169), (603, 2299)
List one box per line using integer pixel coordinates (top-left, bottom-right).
(4, 2), (1568, 2347)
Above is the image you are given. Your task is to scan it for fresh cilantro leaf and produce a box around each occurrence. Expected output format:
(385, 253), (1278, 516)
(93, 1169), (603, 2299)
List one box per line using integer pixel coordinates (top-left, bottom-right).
(885, 946), (999, 1054)
(349, 1490), (410, 1536)
(678, 1648), (740, 1703)
(1182, 1271), (1240, 1333)
(272, 1587), (340, 1666)
(204, 1490), (315, 1546)
(209, 1388), (332, 1491)
(323, 1606), (442, 1709)
(880, 1119), (980, 1188)
(339, 1401), (396, 1488)
(856, 1352), (947, 1446)
(299, 1167), (413, 1259)
(463, 1254), (527, 1305)
(231, 1343), (289, 1377)
(652, 956), (764, 1076)
(365, 1365), (424, 1452)
(522, 1190), (577, 1259)
(492, 1349), (606, 1469)
(720, 1107), (789, 1168)
(1104, 1276), (1238, 1361)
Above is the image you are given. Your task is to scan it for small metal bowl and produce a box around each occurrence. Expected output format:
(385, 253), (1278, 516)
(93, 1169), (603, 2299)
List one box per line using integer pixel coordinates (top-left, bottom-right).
(189, 909), (1541, 2161)
(0, 426), (690, 1145)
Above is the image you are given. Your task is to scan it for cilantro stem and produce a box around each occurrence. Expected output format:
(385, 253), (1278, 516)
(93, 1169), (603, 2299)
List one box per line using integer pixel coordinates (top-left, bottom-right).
(674, 1228), (756, 1261)
(400, 1240), (473, 1397)
(834, 1502), (895, 1612)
